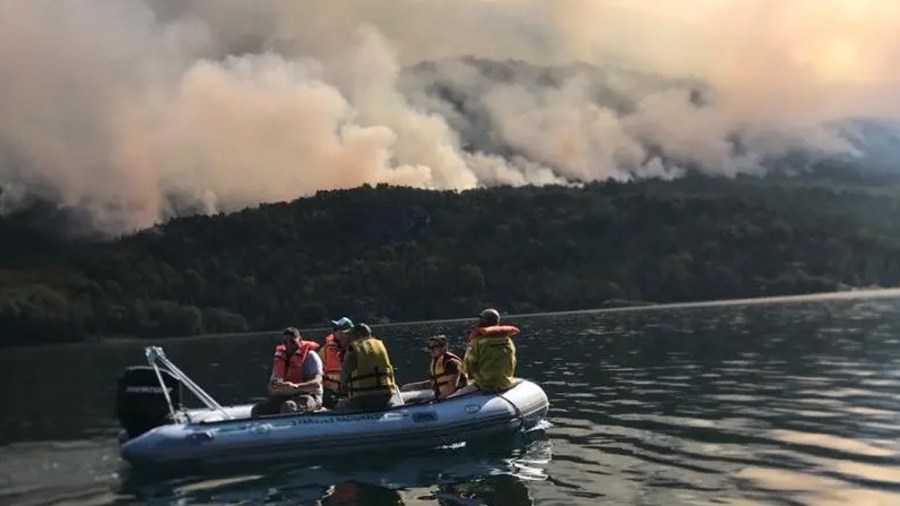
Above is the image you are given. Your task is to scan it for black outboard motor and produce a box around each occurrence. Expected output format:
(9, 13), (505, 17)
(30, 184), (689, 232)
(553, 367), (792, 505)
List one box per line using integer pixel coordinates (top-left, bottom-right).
(115, 365), (184, 440)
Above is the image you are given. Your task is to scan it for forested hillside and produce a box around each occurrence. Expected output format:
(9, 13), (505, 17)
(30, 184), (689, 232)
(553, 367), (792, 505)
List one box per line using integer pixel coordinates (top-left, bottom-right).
(3, 168), (900, 347)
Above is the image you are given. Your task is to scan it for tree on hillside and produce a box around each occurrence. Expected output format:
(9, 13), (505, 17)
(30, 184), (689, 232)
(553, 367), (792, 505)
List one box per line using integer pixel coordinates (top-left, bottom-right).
(2, 171), (900, 347)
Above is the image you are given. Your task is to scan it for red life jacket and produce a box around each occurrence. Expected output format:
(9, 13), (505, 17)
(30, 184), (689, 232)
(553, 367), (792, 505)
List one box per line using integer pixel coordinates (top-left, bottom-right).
(271, 340), (320, 383)
(467, 324), (521, 342)
(321, 333), (346, 392)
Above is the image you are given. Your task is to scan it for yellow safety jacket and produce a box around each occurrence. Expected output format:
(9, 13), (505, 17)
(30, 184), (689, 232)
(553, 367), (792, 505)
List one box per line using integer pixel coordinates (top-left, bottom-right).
(463, 325), (519, 391)
(430, 351), (468, 398)
(347, 337), (396, 398)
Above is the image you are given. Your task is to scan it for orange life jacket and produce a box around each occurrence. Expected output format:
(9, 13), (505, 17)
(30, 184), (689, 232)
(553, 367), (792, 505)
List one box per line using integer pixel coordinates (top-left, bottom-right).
(271, 340), (320, 384)
(320, 333), (346, 393)
(467, 324), (521, 342)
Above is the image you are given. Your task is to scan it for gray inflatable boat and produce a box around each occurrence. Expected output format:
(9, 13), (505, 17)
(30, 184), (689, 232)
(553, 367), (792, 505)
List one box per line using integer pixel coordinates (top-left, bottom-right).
(115, 346), (551, 468)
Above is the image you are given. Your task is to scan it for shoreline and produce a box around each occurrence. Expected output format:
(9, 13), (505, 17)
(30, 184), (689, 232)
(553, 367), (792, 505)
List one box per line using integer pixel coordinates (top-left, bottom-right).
(5, 286), (900, 351)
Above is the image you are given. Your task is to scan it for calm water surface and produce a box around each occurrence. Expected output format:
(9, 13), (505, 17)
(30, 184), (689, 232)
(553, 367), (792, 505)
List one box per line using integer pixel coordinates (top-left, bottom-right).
(3, 294), (900, 505)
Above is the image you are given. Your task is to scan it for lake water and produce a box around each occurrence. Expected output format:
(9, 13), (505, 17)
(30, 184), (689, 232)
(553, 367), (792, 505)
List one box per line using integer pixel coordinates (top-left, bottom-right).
(3, 292), (900, 505)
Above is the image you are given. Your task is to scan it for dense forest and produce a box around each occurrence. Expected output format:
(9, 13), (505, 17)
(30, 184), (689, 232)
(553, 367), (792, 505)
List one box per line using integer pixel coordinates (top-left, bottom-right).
(3, 166), (900, 347)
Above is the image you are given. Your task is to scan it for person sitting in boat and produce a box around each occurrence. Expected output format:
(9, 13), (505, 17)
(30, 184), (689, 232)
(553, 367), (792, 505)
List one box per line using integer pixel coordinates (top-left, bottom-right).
(451, 308), (519, 397)
(250, 327), (324, 417)
(318, 316), (353, 408)
(399, 334), (468, 400)
(334, 322), (404, 412)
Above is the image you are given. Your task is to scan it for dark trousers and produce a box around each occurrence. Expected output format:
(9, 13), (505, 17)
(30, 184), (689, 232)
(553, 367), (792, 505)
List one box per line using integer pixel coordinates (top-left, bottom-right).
(250, 393), (321, 417)
(322, 389), (345, 409)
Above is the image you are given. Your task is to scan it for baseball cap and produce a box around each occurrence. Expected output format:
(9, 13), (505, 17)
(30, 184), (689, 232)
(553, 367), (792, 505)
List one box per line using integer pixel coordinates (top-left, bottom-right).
(348, 322), (372, 337)
(331, 317), (354, 331)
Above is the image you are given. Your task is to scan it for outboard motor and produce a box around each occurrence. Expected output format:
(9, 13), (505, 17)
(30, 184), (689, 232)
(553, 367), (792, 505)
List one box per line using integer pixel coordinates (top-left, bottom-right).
(115, 365), (183, 440)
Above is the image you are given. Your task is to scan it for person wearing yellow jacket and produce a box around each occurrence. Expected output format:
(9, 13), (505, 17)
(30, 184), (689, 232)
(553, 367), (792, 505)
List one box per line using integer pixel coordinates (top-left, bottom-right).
(334, 322), (404, 412)
(452, 308), (519, 397)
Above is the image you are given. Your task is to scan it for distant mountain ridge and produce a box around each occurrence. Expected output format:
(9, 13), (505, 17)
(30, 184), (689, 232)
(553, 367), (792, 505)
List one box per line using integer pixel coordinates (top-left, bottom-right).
(1, 56), (898, 236)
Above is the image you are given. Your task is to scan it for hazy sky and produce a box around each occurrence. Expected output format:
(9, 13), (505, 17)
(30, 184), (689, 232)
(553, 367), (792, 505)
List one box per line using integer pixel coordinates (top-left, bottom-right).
(1, 0), (897, 232)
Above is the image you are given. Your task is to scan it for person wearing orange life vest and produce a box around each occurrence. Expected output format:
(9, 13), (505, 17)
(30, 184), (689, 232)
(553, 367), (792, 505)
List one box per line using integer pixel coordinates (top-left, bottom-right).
(450, 308), (519, 398)
(399, 334), (468, 400)
(318, 316), (353, 408)
(250, 326), (324, 417)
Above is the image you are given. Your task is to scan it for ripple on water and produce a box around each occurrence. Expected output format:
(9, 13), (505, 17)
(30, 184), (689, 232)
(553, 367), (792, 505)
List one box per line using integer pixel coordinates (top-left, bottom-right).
(843, 405), (896, 417)
(709, 394), (766, 403)
(735, 467), (900, 506)
(795, 387), (875, 399)
(770, 429), (897, 457)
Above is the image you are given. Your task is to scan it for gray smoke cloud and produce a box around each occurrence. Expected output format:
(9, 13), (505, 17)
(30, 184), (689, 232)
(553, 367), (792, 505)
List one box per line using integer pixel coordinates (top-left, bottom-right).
(1, 0), (898, 233)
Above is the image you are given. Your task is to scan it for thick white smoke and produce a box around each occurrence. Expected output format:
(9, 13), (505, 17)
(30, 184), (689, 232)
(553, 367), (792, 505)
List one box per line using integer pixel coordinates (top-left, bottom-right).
(0, 0), (897, 233)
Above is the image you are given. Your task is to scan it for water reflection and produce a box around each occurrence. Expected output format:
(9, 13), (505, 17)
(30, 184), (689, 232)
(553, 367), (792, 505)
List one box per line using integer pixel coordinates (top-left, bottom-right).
(323, 481), (403, 505)
(430, 475), (534, 506)
(115, 429), (550, 506)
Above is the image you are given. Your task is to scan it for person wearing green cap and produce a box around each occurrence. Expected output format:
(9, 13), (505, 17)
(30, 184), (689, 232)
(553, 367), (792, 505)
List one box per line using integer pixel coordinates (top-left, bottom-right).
(317, 316), (354, 408)
(330, 317), (354, 333)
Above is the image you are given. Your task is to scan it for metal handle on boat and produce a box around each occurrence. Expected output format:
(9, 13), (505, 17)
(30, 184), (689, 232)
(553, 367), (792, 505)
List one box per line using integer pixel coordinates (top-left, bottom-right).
(186, 431), (215, 444)
(144, 346), (233, 421)
(251, 423), (273, 435)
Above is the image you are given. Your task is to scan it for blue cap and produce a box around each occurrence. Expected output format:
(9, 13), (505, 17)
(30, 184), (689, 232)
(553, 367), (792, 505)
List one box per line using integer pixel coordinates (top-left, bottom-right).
(330, 317), (354, 331)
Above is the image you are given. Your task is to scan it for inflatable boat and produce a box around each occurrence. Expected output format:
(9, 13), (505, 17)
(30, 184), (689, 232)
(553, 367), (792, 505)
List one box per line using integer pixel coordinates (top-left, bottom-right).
(115, 346), (551, 468)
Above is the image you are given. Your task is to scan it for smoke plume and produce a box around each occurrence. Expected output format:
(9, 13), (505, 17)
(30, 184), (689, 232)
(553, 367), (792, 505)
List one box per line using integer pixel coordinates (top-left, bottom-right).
(1, 0), (898, 233)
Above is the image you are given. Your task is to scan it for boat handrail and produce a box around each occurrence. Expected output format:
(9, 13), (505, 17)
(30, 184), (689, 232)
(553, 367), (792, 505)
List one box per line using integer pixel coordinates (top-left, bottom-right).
(145, 346), (233, 421)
